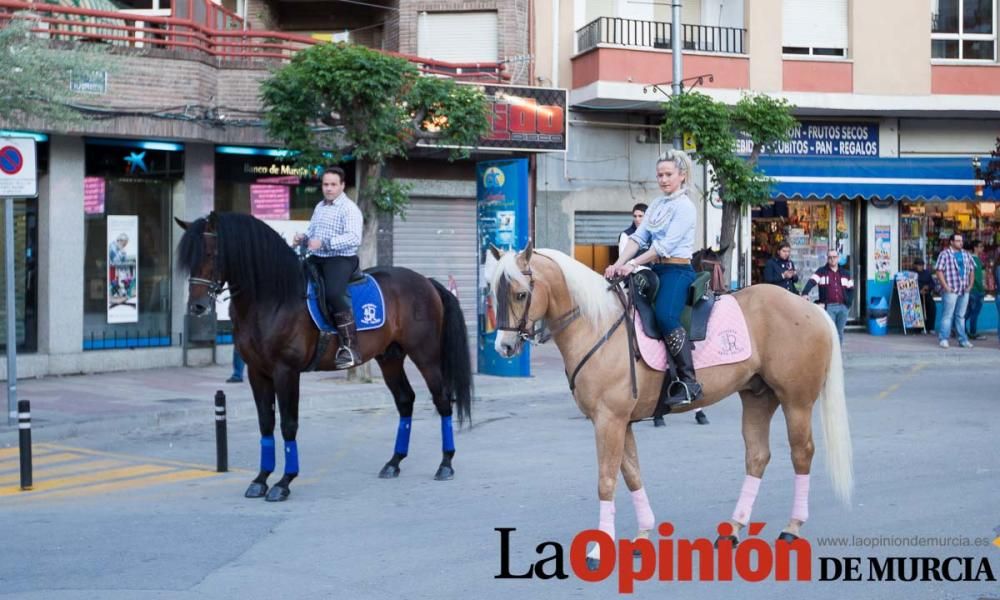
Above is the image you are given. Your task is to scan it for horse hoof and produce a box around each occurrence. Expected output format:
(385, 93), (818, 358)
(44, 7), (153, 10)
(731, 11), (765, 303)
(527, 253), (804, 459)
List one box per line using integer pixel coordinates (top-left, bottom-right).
(714, 535), (739, 548)
(433, 465), (454, 481)
(777, 532), (800, 543)
(585, 557), (600, 572)
(379, 464), (401, 479)
(265, 485), (290, 502)
(653, 416), (666, 427)
(245, 482), (268, 498)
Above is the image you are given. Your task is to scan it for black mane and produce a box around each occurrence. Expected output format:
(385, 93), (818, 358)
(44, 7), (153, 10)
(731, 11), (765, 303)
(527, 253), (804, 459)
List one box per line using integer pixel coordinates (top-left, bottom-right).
(177, 212), (304, 306)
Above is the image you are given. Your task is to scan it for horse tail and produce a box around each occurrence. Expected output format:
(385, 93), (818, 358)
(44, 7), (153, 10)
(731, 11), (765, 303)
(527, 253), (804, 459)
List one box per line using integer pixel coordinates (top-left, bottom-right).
(817, 305), (853, 506)
(429, 278), (473, 427)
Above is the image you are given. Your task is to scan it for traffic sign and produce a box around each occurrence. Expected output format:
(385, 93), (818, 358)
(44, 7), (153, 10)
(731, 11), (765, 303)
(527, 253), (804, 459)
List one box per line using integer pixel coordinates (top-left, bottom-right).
(0, 137), (37, 198)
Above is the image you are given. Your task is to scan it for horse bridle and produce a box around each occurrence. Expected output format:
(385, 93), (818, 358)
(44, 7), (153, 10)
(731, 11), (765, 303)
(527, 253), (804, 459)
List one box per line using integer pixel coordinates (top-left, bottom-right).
(187, 231), (239, 301)
(495, 262), (580, 344)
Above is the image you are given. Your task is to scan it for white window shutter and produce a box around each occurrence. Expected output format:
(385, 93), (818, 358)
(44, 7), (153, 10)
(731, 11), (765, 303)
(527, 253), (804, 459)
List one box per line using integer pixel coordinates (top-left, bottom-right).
(782, 0), (848, 50)
(417, 12), (499, 63)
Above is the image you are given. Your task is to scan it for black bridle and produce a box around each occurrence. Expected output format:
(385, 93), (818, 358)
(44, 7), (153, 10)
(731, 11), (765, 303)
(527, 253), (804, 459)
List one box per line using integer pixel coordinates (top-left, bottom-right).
(187, 231), (239, 303)
(495, 262), (580, 344)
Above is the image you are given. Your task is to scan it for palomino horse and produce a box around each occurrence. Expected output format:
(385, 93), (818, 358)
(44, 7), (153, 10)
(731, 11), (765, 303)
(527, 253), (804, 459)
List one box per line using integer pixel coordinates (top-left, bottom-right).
(177, 212), (472, 501)
(490, 243), (852, 564)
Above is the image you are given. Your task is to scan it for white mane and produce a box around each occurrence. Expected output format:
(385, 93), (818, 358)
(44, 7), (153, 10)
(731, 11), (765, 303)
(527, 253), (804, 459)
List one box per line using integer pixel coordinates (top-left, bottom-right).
(490, 248), (621, 327)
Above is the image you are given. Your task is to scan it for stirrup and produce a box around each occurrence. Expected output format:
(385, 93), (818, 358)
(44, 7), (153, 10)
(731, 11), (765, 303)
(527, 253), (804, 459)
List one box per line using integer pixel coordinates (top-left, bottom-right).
(334, 347), (359, 369)
(666, 379), (701, 406)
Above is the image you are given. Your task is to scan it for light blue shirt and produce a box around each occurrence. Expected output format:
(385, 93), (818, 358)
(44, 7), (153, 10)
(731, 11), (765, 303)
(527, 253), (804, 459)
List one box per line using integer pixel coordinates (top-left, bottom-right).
(629, 190), (696, 259)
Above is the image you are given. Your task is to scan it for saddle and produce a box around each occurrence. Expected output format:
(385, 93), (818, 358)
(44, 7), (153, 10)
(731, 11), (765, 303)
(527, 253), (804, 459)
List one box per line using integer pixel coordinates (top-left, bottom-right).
(302, 260), (366, 327)
(631, 270), (716, 342)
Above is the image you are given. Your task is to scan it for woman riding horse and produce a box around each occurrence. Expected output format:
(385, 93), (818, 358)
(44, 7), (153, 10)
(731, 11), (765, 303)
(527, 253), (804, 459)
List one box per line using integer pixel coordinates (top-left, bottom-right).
(605, 149), (701, 412)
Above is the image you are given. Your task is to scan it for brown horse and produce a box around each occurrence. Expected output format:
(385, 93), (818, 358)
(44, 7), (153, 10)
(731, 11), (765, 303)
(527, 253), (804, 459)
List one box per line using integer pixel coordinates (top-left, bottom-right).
(177, 212), (472, 501)
(489, 243), (852, 565)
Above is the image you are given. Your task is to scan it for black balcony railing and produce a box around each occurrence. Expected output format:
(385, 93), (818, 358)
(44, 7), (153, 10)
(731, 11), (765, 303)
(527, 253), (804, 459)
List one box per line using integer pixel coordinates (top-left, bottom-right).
(577, 17), (746, 55)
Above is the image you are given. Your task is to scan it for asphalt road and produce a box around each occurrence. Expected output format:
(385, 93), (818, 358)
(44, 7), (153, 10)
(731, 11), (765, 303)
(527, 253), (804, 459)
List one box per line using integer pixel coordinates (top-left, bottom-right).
(0, 362), (997, 600)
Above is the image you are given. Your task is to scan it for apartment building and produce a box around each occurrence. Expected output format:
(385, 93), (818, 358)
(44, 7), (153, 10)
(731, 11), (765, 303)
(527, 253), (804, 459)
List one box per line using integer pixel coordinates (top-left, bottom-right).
(0, 0), (534, 376)
(532, 0), (999, 331)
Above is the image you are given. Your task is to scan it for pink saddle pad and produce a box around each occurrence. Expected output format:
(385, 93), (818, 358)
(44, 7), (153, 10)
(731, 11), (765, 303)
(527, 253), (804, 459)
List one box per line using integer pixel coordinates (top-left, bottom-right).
(633, 295), (752, 372)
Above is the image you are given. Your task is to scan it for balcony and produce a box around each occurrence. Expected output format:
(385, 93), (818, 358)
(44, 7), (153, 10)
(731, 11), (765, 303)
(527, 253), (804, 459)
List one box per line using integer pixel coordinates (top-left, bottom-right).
(576, 17), (745, 55)
(572, 16), (749, 104)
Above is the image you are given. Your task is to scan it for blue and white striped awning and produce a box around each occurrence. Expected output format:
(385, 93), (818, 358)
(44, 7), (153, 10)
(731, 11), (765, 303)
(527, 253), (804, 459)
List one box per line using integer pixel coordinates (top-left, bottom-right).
(756, 156), (1000, 201)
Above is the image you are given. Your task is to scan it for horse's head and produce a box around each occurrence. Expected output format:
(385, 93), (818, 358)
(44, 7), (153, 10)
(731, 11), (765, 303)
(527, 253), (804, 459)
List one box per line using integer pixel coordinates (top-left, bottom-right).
(176, 212), (222, 317)
(489, 241), (552, 358)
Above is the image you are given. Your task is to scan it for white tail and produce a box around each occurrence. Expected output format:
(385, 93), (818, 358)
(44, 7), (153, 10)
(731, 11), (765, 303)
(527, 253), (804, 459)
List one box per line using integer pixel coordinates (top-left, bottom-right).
(817, 307), (853, 506)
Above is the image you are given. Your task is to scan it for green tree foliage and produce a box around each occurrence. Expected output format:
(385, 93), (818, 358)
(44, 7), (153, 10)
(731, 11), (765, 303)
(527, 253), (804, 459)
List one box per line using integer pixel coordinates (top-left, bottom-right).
(0, 14), (110, 125)
(261, 42), (490, 261)
(661, 91), (797, 286)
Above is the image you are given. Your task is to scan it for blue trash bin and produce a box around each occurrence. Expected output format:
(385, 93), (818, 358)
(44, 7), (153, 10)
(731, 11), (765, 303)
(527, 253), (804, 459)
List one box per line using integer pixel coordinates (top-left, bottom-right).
(868, 296), (889, 336)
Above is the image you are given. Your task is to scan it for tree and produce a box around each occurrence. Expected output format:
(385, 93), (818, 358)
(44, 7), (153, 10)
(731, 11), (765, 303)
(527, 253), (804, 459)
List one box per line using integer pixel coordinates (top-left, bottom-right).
(661, 91), (797, 287)
(260, 42), (491, 267)
(0, 14), (110, 124)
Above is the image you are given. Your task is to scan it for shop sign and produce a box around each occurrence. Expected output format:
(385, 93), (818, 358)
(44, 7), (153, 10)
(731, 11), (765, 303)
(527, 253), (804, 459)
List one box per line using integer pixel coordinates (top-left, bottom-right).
(440, 84), (567, 153)
(737, 122), (879, 157)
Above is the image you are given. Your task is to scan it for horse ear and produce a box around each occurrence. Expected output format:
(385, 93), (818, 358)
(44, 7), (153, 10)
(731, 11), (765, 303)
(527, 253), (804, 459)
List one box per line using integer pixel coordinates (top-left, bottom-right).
(174, 217), (189, 231)
(718, 244), (730, 255)
(522, 240), (534, 263)
(489, 244), (503, 260)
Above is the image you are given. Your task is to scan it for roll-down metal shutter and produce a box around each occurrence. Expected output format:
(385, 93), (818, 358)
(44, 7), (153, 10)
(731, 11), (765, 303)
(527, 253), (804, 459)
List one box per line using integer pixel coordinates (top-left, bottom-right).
(417, 11), (499, 63)
(575, 211), (629, 245)
(393, 197), (478, 333)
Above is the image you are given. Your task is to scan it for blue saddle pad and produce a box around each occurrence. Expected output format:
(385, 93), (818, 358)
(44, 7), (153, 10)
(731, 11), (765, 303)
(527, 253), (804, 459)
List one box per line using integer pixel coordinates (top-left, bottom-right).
(306, 274), (386, 333)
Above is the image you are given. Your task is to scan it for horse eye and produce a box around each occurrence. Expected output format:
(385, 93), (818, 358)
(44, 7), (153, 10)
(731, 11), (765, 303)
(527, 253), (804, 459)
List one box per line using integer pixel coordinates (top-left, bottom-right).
(516, 291), (528, 301)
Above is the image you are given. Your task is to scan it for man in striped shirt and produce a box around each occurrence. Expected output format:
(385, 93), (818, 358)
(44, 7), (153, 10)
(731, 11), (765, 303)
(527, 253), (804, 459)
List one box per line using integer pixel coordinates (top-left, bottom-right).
(934, 233), (975, 349)
(293, 166), (364, 368)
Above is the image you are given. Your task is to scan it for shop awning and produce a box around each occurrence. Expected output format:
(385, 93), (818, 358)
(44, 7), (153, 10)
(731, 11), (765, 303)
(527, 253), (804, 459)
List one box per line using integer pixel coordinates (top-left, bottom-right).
(756, 156), (1000, 201)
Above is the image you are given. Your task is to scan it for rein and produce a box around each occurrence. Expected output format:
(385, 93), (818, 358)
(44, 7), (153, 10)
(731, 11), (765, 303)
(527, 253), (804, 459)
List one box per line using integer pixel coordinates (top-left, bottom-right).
(566, 275), (636, 399)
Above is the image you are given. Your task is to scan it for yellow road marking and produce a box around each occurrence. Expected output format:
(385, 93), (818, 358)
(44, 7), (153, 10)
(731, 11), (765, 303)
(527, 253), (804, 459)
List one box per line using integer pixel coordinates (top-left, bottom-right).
(0, 459), (122, 486)
(0, 452), (85, 473)
(878, 362), (928, 400)
(0, 464), (173, 496)
(39, 442), (249, 472)
(37, 469), (216, 501)
(0, 446), (60, 461)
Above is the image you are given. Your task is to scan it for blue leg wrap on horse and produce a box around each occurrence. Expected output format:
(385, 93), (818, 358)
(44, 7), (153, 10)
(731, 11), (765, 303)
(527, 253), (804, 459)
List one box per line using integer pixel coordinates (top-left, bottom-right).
(260, 436), (276, 472)
(441, 415), (455, 453)
(284, 440), (299, 475)
(394, 416), (412, 456)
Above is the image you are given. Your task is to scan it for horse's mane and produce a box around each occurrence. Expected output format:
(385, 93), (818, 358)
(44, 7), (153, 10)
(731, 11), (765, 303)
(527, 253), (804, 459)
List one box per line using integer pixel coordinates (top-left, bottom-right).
(177, 212), (304, 306)
(491, 248), (621, 327)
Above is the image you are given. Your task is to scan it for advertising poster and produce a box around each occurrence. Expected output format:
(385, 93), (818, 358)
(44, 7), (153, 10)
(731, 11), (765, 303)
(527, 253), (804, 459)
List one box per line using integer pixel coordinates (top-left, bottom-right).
(477, 158), (530, 377)
(107, 215), (138, 323)
(250, 184), (291, 220)
(84, 177), (106, 214)
(874, 225), (892, 283)
(895, 271), (926, 332)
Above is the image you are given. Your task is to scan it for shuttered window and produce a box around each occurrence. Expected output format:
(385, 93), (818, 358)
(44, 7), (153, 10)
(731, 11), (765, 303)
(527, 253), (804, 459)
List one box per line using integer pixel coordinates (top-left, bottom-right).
(575, 212), (629, 246)
(782, 0), (848, 57)
(416, 11), (499, 63)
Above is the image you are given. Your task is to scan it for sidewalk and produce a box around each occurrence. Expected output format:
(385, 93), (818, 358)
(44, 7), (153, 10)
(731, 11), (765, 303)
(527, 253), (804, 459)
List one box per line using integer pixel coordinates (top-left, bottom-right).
(1, 331), (997, 443)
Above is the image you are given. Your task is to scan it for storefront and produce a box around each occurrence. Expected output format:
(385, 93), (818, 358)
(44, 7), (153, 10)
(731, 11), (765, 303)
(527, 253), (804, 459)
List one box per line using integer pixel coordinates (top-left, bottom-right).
(81, 139), (184, 350)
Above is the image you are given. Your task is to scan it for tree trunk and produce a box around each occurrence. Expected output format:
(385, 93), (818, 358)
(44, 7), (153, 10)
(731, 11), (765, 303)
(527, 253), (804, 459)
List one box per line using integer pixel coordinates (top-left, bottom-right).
(347, 158), (380, 383)
(718, 197), (741, 291)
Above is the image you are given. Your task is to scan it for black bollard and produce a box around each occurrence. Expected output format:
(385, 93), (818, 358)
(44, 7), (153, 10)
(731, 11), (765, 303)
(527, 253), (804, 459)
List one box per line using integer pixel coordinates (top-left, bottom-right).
(18, 400), (31, 490)
(215, 390), (228, 473)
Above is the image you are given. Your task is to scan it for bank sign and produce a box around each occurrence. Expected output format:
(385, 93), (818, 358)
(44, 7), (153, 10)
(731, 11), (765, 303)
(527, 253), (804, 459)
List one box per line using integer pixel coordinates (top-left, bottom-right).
(736, 122), (879, 157)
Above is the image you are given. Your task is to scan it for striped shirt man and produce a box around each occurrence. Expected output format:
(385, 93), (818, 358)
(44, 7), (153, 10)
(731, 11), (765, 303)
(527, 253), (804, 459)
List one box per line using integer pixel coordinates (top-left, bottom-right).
(305, 193), (363, 257)
(934, 246), (974, 295)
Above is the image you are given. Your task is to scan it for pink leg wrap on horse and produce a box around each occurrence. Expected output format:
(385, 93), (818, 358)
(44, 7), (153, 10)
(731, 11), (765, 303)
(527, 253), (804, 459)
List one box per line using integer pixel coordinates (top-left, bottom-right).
(630, 487), (655, 531)
(731, 475), (762, 525)
(792, 474), (810, 522)
(599, 500), (616, 540)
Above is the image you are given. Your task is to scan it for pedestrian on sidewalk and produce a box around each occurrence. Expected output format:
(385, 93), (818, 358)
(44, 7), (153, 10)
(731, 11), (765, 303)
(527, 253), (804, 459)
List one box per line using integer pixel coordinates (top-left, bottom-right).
(913, 258), (937, 334)
(934, 233), (975, 349)
(994, 257), (1000, 347)
(762, 242), (799, 293)
(965, 240), (986, 340)
(227, 348), (245, 383)
(800, 250), (854, 344)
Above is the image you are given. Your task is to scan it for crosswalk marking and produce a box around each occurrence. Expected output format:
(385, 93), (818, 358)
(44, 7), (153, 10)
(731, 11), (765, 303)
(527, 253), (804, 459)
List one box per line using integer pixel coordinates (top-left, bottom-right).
(0, 443), (226, 501)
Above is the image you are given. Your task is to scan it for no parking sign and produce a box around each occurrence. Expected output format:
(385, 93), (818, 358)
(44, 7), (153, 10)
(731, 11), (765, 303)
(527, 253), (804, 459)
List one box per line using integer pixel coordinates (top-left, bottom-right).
(0, 137), (37, 198)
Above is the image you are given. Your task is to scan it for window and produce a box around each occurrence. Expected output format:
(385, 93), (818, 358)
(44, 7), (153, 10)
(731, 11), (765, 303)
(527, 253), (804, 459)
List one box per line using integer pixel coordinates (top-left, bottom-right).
(932, 0), (996, 60)
(417, 11), (498, 63)
(782, 0), (848, 57)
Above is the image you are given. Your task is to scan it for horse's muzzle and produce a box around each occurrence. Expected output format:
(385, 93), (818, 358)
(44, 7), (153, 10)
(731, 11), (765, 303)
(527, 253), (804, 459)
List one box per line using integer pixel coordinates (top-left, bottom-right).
(189, 299), (211, 317)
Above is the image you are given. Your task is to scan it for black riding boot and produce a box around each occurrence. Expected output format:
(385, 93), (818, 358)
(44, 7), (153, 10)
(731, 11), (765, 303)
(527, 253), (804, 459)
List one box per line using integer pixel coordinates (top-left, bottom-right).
(655, 327), (703, 415)
(334, 311), (361, 369)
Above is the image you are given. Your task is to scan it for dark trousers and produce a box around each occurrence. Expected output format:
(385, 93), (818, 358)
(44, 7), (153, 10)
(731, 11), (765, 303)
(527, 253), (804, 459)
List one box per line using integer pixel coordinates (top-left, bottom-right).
(920, 291), (936, 332)
(310, 255), (359, 314)
(966, 291), (985, 336)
